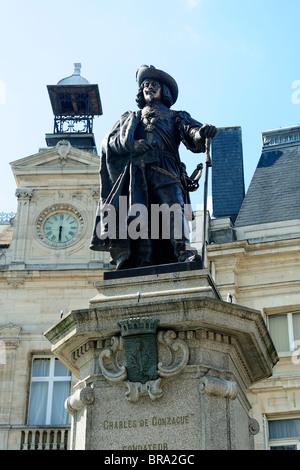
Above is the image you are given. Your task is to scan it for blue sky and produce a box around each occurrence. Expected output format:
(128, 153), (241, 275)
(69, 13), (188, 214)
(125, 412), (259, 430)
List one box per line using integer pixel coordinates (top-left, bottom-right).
(0, 0), (299, 213)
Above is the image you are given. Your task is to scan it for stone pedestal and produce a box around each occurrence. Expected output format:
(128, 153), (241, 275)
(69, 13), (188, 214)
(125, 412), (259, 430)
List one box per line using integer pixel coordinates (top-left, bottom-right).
(45, 266), (278, 450)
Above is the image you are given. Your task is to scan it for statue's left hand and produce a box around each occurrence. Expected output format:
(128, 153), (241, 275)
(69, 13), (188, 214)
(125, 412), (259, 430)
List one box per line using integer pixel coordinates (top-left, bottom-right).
(199, 124), (218, 139)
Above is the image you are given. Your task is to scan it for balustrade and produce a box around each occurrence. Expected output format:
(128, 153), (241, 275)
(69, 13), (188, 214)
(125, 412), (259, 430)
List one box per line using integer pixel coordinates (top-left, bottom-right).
(20, 426), (70, 450)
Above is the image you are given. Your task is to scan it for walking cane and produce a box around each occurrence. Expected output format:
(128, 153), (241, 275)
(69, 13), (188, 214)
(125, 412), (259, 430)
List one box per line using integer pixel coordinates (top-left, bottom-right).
(201, 138), (212, 268)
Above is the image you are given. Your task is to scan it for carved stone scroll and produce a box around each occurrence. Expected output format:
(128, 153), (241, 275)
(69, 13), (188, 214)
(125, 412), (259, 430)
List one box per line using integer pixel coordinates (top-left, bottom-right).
(157, 330), (189, 378)
(99, 336), (127, 383)
(199, 375), (238, 400)
(125, 378), (163, 403)
(98, 324), (190, 402)
(65, 384), (94, 413)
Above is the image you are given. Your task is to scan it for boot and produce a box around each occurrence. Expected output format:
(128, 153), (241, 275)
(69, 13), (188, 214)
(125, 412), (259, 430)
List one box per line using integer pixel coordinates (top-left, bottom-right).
(134, 239), (154, 267)
(172, 241), (201, 263)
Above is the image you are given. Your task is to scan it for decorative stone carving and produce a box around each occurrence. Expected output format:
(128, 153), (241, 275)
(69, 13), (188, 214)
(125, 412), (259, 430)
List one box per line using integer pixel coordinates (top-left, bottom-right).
(0, 323), (22, 364)
(199, 375), (238, 400)
(157, 330), (189, 378)
(56, 140), (71, 165)
(65, 384), (94, 413)
(0, 323), (22, 343)
(262, 129), (300, 149)
(118, 318), (160, 384)
(249, 418), (260, 435)
(98, 321), (190, 402)
(90, 187), (100, 199)
(99, 336), (127, 383)
(6, 279), (24, 288)
(125, 378), (163, 403)
(15, 189), (34, 200)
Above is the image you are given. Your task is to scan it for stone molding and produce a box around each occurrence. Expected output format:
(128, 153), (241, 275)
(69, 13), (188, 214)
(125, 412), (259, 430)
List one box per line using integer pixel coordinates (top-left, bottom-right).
(72, 339), (100, 361)
(262, 127), (300, 149)
(66, 321), (269, 407)
(0, 323), (22, 346)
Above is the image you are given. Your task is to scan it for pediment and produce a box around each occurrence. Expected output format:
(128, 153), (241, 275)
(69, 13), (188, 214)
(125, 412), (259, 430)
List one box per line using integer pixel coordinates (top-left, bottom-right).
(10, 140), (100, 172)
(37, 156), (89, 166)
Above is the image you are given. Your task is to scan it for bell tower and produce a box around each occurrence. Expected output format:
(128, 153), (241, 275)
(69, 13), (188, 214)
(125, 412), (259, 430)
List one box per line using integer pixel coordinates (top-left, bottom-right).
(46, 63), (102, 154)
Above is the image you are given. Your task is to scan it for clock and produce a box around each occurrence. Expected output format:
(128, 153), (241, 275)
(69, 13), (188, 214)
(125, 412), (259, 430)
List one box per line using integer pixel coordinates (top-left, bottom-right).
(44, 213), (78, 244)
(35, 204), (85, 248)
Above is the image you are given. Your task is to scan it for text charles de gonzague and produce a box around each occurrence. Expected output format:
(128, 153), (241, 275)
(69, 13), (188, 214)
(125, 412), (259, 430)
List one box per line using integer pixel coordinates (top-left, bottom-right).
(103, 415), (190, 430)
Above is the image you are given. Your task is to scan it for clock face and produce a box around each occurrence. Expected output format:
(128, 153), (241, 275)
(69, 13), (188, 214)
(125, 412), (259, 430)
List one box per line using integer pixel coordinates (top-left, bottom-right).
(35, 204), (85, 248)
(43, 213), (78, 244)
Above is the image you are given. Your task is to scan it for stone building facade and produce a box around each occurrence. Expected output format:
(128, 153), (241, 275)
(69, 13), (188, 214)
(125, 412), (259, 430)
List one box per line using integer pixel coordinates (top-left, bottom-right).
(207, 125), (300, 450)
(0, 139), (110, 450)
(0, 64), (108, 450)
(0, 67), (299, 449)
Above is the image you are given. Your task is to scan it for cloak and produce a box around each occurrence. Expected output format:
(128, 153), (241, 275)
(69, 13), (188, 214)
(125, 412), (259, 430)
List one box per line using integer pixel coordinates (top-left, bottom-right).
(90, 108), (205, 253)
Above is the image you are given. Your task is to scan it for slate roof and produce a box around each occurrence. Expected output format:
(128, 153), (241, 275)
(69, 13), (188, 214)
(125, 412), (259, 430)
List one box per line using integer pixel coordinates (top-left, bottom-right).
(211, 127), (245, 222)
(235, 138), (300, 226)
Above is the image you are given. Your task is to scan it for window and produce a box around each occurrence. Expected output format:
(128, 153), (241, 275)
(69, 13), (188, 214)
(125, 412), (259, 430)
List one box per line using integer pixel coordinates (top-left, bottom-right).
(27, 356), (71, 425)
(268, 418), (300, 450)
(268, 311), (300, 353)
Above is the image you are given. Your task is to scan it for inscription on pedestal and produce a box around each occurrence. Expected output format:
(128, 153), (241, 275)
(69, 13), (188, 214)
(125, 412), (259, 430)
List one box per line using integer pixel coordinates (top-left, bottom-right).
(100, 413), (191, 450)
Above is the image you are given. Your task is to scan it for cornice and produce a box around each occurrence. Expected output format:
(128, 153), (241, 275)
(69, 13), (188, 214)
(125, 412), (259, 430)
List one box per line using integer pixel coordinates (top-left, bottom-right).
(207, 237), (300, 257)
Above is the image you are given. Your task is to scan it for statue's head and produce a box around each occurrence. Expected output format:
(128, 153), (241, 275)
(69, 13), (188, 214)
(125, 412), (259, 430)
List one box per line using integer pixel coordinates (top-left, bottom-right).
(141, 79), (162, 105)
(135, 65), (178, 109)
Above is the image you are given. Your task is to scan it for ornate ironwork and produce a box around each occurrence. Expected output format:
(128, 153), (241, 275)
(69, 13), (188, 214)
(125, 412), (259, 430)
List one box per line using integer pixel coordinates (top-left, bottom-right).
(53, 115), (94, 134)
(0, 212), (16, 224)
(52, 91), (94, 134)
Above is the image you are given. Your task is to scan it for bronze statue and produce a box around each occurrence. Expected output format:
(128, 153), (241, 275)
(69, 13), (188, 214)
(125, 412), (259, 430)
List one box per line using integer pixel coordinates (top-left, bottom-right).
(90, 65), (217, 270)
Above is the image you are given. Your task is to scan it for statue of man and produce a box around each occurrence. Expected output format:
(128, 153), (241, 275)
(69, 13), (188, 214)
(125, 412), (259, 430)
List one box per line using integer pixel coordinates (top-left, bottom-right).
(90, 65), (217, 270)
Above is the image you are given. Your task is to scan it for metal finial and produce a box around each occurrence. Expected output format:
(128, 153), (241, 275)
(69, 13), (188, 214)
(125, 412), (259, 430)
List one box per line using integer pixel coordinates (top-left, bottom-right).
(74, 63), (82, 75)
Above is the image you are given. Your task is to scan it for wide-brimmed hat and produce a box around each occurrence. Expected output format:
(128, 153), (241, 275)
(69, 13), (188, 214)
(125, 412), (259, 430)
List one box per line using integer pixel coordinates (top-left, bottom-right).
(136, 65), (178, 104)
